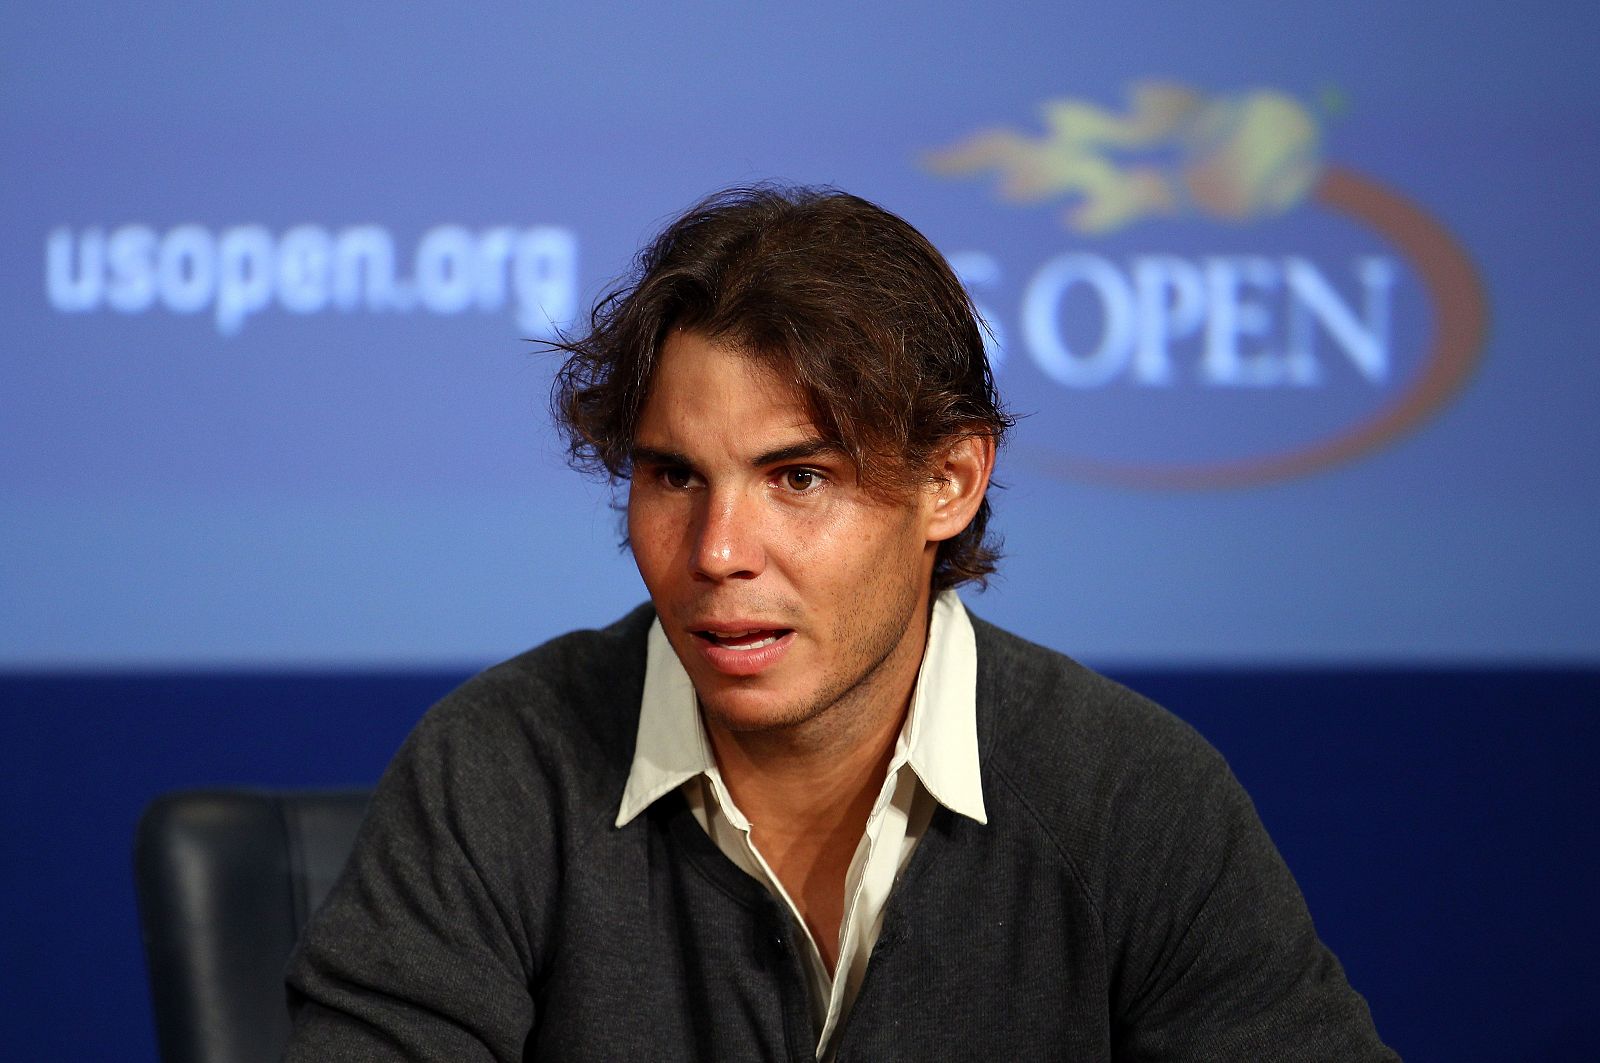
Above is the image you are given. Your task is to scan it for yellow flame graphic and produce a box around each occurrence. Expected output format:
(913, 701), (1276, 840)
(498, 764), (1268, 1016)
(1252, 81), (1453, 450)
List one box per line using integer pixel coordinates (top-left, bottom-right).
(926, 81), (1325, 232)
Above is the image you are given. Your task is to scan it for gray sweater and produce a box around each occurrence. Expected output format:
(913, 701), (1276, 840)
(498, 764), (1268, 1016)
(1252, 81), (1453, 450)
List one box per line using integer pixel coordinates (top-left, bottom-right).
(286, 604), (1396, 1061)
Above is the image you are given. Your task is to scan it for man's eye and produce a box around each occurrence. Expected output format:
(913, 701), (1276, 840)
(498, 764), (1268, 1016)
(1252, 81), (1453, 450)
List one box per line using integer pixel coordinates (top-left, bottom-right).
(661, 468), (694, 489)
(782, 469), (822, 492)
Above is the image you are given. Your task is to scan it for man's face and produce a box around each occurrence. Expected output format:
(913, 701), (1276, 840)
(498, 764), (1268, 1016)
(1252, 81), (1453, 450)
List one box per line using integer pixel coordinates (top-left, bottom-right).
(628, 329), (939, 738)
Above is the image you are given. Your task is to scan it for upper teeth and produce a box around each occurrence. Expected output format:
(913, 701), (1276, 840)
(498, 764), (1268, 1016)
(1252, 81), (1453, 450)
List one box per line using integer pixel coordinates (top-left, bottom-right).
(724, 635), (778, 651)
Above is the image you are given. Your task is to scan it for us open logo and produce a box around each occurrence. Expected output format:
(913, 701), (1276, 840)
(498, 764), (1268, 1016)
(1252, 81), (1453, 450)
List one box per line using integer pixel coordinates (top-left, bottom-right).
(926, 81), (1489, 488)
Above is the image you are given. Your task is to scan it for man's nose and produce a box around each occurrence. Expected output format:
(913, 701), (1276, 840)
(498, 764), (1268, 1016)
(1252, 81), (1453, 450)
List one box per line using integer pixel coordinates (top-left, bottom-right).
(690, 489), (765, 581)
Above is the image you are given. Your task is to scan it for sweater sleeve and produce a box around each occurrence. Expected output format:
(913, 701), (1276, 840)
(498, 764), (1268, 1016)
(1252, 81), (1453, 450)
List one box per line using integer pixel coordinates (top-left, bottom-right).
(1102, 715), (1398, 1062)
(283, 685), (553, 1062)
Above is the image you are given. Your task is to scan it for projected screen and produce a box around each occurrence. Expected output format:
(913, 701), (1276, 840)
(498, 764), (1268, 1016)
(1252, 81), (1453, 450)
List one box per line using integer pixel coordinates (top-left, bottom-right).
(4, 3), (1596, 666)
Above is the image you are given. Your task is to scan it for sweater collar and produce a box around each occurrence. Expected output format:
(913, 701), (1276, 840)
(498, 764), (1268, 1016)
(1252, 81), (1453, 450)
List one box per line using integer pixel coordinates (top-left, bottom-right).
(615, 589), (987, 828)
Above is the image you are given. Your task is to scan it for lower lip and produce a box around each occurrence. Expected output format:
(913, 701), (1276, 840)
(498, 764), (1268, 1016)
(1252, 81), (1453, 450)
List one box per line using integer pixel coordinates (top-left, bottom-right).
(694, 630), (795, 677)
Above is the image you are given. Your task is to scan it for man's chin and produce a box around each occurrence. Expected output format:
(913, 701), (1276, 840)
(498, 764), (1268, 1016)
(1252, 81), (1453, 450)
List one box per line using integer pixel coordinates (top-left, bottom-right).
(693, 685), (815, 736)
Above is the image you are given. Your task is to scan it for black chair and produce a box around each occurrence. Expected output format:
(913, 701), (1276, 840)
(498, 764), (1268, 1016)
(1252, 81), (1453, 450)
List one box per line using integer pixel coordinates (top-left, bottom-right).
(134, 789), (370, 1063)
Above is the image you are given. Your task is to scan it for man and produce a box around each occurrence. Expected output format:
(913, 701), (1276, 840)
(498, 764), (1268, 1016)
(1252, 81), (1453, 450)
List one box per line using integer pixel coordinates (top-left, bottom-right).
(286, 186), (1396, 1060)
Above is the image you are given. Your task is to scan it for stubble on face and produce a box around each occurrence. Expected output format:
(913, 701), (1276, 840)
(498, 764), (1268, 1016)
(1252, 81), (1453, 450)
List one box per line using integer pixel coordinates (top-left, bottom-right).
(628, 329), (939, 757)
(697, 529), (929, 752)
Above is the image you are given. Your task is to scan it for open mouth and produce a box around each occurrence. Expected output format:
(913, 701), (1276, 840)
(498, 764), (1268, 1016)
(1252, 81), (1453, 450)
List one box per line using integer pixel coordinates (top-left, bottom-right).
(693, 628), (792, 651)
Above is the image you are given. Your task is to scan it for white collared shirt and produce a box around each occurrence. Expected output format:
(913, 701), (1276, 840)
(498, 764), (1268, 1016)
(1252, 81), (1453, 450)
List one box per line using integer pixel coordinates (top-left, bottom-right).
(615, 590), (987, 1059)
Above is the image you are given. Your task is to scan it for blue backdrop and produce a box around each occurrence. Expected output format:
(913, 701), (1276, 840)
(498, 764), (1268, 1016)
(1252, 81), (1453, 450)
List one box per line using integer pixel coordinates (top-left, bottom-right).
(3, 2), (1597, 1059)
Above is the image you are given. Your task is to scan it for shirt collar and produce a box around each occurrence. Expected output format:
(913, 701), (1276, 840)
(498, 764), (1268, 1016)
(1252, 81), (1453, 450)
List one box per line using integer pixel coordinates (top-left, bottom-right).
(902, 590), (987, 823)
(615, 589), (987, 828)
(613, 615), (715, 827)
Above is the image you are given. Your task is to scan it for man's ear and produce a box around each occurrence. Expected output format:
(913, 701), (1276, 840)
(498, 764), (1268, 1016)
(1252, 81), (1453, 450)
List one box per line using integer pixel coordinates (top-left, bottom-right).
(925, 433), (996, 544)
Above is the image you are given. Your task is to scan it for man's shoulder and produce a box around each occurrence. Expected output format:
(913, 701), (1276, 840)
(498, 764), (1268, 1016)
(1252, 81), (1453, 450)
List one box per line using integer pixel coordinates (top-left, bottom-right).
(464, 601), (656, 709)
(970, 612), (1207, 759)
(968, 612), (1232, 845)
(400, 603), (656, 784)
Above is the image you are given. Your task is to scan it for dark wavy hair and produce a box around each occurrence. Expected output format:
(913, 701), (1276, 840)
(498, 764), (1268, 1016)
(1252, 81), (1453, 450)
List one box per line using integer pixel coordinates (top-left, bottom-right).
(550, 185), (1013, 591)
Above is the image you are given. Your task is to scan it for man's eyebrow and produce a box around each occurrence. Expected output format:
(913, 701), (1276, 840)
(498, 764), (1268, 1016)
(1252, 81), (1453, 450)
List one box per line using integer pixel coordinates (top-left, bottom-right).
(751, 439), (841, 467)
(629, 440), (842, 470)
(629, 445), (693, 468)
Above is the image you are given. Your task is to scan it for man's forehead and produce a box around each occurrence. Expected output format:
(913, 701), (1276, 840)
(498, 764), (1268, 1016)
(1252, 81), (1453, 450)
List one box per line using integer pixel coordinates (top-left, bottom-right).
(634, 331), (838, 456)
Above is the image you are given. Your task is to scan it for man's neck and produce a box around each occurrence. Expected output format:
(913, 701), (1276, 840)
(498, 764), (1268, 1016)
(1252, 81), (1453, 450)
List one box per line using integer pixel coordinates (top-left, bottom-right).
(703, 601), (928, 832)
(701, 612), (929, 972)
(708, 691), (906, 835)
(712, 701), (907, 973)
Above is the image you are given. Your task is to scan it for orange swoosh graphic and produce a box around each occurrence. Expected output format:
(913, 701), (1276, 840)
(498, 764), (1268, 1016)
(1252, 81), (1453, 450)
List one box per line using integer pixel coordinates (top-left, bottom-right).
(1033, 165), (1490, 489)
